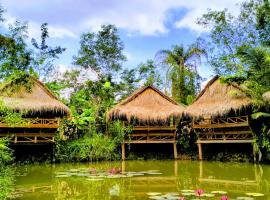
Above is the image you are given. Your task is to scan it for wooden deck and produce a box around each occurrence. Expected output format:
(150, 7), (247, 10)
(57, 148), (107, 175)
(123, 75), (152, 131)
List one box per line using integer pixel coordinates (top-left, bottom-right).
(0, 118), (60, 144)
(0, 118), (60, 128)
(122, 125), (177, 160)
(193, 116), (249, 129)
(0, 133), (55, 143)
(192, 116), (256, 160)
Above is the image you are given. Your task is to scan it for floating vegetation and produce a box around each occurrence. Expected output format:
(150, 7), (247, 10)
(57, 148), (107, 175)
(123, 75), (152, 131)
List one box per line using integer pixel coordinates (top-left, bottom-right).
(147, 193), (162, 196)
(236, 197), (254, 200)
(245, 193), (264, 197)
(147, 192), (182, 200)
(54, 168), (163, 180)
(211, 191), (227, 195)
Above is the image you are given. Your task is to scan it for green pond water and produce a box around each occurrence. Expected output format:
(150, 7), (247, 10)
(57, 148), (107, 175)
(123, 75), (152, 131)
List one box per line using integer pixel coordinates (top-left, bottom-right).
(8, 160), (270, 200)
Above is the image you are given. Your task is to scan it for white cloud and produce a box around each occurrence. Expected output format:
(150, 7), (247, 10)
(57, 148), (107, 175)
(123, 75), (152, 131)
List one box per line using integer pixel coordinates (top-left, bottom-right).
(173, 0), (244, 33)
(1, 0), (245, 36)
(3, 14), (76, 39)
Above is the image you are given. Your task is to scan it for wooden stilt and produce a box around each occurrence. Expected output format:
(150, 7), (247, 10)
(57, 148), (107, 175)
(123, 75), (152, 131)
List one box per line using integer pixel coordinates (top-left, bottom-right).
(121, 143), (125, 160)
(198, 143), (203, 160)
(173, 143), (177, 159)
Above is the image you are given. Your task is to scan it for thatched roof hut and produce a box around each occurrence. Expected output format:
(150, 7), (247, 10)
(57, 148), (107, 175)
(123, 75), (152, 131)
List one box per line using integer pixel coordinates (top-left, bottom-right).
(108, 85), (185, 123)
(185, 76), (252, 118)
(0, 77), (70, 117)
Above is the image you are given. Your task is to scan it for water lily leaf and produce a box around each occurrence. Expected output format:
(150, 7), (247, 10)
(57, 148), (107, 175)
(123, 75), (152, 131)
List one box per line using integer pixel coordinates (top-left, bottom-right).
(245, 193), (264, 197)
(236, 197), (254, 200)
(147, 193), (162, 196)
(181, 189), (194, 193)
(148, 196), (165, 199)
(201, 193), (215, 197)
(211, 191), (227, 194)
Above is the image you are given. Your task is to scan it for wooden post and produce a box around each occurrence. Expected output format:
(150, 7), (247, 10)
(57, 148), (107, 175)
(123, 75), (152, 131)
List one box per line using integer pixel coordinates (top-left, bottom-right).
(121, 143), (125, 160)
(14, 136), (17, 144)
(173, 143), (177, 159)
(34, 136), (37, 143)
(197, 143), (203, 160)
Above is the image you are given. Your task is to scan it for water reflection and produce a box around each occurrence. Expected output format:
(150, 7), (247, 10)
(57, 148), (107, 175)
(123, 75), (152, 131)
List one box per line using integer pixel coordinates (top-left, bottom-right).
(8, 161), (270, 199)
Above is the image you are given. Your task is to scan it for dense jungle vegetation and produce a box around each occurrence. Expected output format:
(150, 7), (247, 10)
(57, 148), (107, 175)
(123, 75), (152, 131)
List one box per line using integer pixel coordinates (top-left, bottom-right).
(0, 0), (269, 166)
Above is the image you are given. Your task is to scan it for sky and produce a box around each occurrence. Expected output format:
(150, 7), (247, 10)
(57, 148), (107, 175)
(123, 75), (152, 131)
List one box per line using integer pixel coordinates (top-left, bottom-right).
(1, 0), (245, 82)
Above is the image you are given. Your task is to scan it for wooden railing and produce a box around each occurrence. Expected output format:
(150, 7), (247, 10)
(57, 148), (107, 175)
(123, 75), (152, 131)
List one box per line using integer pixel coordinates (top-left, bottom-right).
(124, 126), (176, 144)
(0, 118), (60, 128)
(197, 130), (254, 143)
(0, 133), (55, 143)
(193, 116), (249, 129)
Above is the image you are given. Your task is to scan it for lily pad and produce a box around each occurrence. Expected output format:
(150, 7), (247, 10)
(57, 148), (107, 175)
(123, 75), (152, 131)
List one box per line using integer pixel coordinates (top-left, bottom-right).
(181, 189), (194, 193)
(246, 193), (264, 197)
(148, 196), (165, 200)
(236, 197), (254, 200)
(211, 191), (227, 195)
(201, 193), (215, 197)
(147, 192), (162, 196)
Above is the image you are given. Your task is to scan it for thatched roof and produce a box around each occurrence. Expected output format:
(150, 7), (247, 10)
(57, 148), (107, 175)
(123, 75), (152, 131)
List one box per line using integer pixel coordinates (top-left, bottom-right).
(185, 76), (252, 118)
(107, 85), (185, 123)
(0, 77), (70, 117)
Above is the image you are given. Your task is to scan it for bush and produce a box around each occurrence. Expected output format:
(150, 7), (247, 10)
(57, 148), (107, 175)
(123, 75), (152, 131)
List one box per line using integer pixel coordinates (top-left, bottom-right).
(0, 138), (13, 167)
(55, 134), (119, 162)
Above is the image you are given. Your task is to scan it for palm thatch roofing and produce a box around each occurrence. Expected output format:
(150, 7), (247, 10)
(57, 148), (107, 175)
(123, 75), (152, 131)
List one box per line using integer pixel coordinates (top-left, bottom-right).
(185, 76), (252, 118)
(107, 85), (185, 123)
(0, 77), (70, 117)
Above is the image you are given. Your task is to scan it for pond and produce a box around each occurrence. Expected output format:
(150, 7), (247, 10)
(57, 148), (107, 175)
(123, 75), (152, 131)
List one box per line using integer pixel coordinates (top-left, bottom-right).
(7, 160), (270, 199)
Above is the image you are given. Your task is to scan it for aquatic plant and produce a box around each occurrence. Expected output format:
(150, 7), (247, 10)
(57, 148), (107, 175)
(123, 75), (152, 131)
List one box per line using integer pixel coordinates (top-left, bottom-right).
(195, 189), (204, 197)
(221, 195), (229, 200)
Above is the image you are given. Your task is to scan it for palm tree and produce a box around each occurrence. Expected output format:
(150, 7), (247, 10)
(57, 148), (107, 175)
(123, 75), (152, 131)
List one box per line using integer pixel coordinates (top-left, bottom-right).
(157, 44), (207, 104)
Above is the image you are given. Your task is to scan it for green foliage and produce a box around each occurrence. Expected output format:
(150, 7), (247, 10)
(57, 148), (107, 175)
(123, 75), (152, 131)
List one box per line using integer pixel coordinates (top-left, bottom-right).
(197, 0), (270, 75)
(157, 43), (206, 104)
(55, 134), (118, 162)
(31, 23), (66, 79)
(0, 138), (13, 167)
(73, 24), (126, 78)
(0, 167), (14, 200)
(0, 21), (33, 79)
(138, 59), (162, 87)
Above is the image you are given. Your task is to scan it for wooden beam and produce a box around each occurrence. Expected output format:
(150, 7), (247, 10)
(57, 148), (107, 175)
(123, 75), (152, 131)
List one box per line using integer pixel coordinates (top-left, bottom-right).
(123, 140), (175, 144)
(197, 140), (255, 144)
(122, 143), (125, 160)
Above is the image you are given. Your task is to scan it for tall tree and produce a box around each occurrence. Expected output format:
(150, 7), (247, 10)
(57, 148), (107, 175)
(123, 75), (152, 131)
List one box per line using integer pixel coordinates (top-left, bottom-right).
(0, 21), (33, 79)
(158, 44), (206, 104)
(197, 0), (270, 75)
(31, 23), (66, 80)
(73, 24), (126, 79)
(138, 59), (162, 88)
